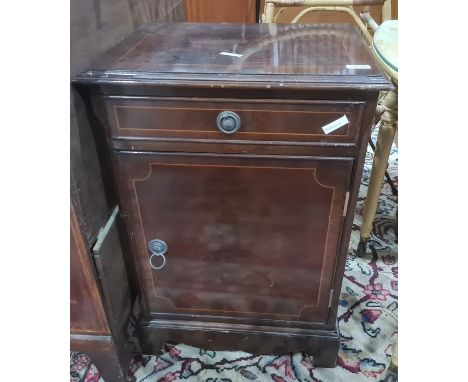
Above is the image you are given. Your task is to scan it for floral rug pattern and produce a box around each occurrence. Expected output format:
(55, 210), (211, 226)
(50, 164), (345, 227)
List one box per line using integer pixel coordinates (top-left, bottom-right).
(71, 128), (398, 382)
(70, 352), (104, 382)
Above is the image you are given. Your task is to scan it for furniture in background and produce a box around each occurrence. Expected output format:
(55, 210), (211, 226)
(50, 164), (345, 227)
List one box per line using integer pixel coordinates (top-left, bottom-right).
(262, 1), (398, 256)
(260, 0), (397, 24)
(357, 18), (397, 255)
(74, 22), (390, 367)
(262, 0), (384, 44)
(70, 204), (132, 381)
(183, 0), (257, 23)
(70, 1), (186, 379)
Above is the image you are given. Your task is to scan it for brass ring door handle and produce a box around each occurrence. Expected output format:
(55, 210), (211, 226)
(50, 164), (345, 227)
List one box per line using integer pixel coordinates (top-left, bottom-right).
(149, 252), (166, 270)
(216, 111), (241, 134)
(148, 239), (167, 270)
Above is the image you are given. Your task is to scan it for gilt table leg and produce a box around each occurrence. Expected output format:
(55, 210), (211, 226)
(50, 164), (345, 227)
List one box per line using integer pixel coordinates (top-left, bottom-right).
(357, 89), (398, 256)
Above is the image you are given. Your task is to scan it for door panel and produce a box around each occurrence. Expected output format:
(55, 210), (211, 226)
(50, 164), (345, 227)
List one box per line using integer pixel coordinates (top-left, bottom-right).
(116, 153), (352, 324)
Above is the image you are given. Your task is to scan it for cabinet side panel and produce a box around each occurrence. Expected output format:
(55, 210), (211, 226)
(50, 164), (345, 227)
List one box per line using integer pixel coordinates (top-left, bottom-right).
(70, 204), (110, 335)
(327, 99), (379, 324)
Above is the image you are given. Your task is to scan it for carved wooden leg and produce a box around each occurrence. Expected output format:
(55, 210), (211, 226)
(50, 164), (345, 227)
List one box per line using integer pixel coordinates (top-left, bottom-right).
(357, 89), (398, 256)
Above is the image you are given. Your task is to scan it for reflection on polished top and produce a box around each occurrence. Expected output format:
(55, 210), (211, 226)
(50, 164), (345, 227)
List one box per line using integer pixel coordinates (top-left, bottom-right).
(78, 22), (390, 90)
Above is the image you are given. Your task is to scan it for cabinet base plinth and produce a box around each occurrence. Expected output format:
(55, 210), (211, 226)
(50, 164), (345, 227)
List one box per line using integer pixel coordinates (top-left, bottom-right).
(137, 318), (340, 368)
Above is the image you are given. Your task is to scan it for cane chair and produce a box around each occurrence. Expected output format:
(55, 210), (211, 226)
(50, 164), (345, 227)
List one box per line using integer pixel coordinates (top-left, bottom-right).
(262, 0), (398, 257)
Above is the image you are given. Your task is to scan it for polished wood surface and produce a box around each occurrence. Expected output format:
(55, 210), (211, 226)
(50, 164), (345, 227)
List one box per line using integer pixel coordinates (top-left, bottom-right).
(183, 0), (256, 23)
(76, 23), (390, 90)
(75, 22), (390, 367)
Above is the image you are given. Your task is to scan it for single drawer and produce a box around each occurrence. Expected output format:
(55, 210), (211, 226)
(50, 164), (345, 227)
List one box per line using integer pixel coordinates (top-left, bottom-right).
(103, 97), (365, 147)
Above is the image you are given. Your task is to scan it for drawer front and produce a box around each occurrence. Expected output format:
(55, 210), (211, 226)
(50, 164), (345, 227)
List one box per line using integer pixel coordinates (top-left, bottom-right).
(104, 97), (364, 146)
(116, 152), (353, 324)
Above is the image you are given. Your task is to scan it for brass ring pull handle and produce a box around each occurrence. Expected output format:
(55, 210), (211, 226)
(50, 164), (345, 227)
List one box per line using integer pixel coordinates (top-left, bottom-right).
(148, 239), (168, 270)
(216, 111), (241, 134)
(149, 252), (166, 270)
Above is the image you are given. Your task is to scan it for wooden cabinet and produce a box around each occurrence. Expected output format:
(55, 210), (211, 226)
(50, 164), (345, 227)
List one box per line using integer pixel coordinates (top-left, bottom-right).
(74, 22), (391, 367)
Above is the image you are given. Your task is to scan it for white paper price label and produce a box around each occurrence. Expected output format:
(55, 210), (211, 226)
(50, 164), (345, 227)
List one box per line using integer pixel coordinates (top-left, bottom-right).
(219, 51), (243, 58)
(322, 115), (349, 134)
(346, 64), (371, 70)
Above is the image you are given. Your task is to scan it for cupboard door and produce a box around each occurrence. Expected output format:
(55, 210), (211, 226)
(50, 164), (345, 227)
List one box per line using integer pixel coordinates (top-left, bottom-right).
(116, 153), (352, 324)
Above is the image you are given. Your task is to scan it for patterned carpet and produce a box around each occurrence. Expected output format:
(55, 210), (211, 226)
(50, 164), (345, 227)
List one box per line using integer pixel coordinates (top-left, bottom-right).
(71, 128), (398, 382)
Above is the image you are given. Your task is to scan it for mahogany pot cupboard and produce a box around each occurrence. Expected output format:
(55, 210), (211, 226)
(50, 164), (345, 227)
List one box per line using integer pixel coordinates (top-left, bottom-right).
(74, 22), (391, 367)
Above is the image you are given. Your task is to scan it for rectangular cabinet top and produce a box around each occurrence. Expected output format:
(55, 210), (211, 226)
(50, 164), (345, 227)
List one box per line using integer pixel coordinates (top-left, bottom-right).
(75, 22), (391, 91)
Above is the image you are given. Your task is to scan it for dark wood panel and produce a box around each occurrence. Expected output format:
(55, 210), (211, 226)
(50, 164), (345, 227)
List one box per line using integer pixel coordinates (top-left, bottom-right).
(104, 97), (364, 145)
(71, 92), (109, 245)
(116, 153), (352, 324)
(138, 319), (340, 367)
(183, 0), (256, 23)
(70, 204), (110, 336)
